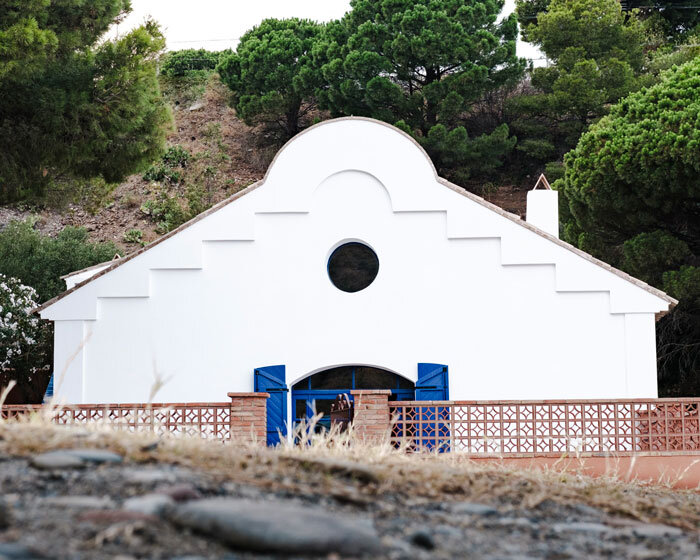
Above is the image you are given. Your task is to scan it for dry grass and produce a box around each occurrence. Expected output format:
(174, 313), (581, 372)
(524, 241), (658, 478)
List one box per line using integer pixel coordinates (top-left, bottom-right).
(1, 410), (699, 531)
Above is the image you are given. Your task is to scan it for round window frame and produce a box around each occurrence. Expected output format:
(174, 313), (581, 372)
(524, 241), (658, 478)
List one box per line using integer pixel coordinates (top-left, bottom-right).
(326, 240), (379, 293)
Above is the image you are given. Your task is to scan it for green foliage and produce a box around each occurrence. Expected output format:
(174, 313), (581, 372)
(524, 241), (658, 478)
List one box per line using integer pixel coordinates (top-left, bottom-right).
(643, 30), (700, 82)
(560, 58), (700, 393)
(622, 232), (691, 288)
(515, 0), (551, 39)
(160, 49), (224, 77)
(525, 0), (644, 66)
(123, 228), (144, 245)
(663, 267), (700, 307)
(517, 0), (700, 42)
(511, 0), (645, 168)
(316, 0), (525, 180)
(143, 165), (183, 184)
(218, 18), (323, 139)
(142, 145), (191, 183)
(161, 145), (191, 167)
(626, 1), (700, 41)
(140, 183), (208, 234)
(0, 2), (172, 203)
(0, 220), (119, 302)
(0, 274), (52, 402)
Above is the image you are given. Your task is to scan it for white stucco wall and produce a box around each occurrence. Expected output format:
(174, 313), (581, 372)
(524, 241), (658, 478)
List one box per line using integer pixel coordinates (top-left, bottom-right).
(41, 118), (671, 405)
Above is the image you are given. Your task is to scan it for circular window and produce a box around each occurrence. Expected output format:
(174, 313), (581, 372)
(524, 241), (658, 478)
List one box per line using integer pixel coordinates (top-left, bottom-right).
(327, 242), (379, 293)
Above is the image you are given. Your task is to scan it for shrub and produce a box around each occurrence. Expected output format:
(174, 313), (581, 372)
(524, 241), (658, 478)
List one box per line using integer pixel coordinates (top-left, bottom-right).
(142, 145), (191, 184)
(160, 49), (223, 78)
(0, 220), (119, 302)
(143, 164), (183, 184)
(161, 145), (191, 167)
(141, 190), (187, 233)
(0, 275), (52, 402)
(141, 183), (209, 234)
(123, 229), (144, 245)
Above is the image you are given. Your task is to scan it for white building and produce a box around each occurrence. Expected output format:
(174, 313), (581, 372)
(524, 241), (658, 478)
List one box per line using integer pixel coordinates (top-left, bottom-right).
(38, 118), (676, 438)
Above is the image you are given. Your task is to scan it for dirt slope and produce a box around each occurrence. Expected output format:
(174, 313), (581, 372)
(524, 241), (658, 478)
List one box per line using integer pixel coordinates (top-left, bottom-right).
(0, 76), (528, 253)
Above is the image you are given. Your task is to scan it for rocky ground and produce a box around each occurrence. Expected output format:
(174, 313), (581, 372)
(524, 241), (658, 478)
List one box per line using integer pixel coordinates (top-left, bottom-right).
(0, 422), (698, 560)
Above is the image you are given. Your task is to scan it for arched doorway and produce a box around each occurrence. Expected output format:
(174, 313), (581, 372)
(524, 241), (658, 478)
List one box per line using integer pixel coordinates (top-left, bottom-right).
(292, 365), (415, 430)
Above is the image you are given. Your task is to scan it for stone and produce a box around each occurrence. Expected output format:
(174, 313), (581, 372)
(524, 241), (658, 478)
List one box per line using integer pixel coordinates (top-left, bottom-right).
(631, 524), (684, 539)
(571, 503), (605, 518)
(61, 448), (123, 464)
(155, 483), (202, 502)
(123, 493), (174, 517)
(451, 502), (499, 516)
(30, 451), (84, 470)
(551, 521), (612, 535)
(124, 468), (177, 484)
(0, 542), (44, 559)
(167, 498), (382, 555)
(410, 529), (435, 550)
(433, 524), (463, 539)
(490, 518), (533, 529)
(43, 495), (115, 509)
(78, 509), (159, 524)
(140, 440), (159, 452)
(0, 498), (11, 529)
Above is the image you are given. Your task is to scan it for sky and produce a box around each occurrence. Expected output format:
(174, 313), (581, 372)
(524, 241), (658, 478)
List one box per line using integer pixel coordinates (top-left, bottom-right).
(109, 0), (544, 62)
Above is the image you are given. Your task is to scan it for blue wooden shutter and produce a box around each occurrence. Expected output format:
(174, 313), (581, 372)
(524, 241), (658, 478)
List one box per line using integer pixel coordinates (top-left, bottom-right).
(254, 365), (288, 446)
(416, 363), (450, 452)
(416, 363), (449, 400)
(43, 373), (54, 402)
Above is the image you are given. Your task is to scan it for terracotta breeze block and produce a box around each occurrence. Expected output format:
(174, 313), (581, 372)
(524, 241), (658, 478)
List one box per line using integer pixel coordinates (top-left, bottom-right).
(351, 390), (391, 443)
(228, 392), (269, 444)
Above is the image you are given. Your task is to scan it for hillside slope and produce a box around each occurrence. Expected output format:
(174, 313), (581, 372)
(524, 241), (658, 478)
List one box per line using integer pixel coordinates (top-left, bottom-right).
(0, 75), (528, 254)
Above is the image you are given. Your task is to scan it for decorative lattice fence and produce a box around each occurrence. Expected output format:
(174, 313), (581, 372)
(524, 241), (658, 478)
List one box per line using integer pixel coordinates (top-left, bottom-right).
(1, 403), (232, 440)
(389, 399), (700, 455)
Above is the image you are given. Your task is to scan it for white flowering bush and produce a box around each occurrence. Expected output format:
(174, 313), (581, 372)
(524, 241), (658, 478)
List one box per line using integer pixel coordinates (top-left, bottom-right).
(0, 274), (51, 401)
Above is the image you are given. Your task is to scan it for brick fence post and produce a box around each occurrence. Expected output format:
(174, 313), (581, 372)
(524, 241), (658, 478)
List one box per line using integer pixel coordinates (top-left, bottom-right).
(227, 392), (269, 444)
(350, 390), (392, 443)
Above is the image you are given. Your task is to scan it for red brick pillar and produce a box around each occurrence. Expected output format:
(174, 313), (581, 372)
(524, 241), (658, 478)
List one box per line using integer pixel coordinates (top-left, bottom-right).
(227, 392), (269, 444)
(350, 390), (391, 443)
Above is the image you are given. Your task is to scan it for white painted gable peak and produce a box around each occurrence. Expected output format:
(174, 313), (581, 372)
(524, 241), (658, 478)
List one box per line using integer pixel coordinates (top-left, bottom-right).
(38, 117), (676, 321)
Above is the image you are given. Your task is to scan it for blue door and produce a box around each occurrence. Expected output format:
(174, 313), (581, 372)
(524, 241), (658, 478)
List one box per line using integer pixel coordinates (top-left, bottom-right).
(254, 365), (288, 446)
(416, 363), (450, 451)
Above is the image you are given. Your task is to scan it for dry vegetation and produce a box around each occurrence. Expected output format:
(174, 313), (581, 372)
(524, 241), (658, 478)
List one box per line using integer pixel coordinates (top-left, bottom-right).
(1, 411), (699, 532)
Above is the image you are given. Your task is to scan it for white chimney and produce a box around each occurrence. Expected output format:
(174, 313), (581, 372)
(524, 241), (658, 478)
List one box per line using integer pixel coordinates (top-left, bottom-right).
(526, 174), (559, 238)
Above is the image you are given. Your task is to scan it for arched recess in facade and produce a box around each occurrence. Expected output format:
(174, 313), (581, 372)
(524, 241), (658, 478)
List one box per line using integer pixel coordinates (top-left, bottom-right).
(292, 365), (416, 430)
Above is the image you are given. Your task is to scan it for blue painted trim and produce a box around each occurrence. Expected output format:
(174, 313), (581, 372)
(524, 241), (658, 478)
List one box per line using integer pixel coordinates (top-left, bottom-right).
(416, 363), (450, 452)
(416, 363), (449, 401)
(254, 365), (287, 447)
(290, 366), (415, 429)
(43, 373), (54, 402)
